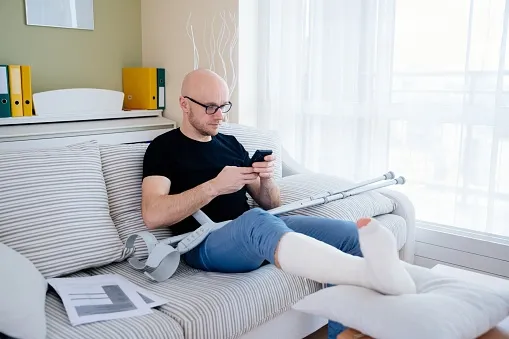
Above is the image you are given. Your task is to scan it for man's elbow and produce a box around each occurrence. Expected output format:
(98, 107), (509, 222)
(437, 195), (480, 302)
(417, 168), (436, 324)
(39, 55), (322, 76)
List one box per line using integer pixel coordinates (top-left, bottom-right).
(141, 204), (161, 230)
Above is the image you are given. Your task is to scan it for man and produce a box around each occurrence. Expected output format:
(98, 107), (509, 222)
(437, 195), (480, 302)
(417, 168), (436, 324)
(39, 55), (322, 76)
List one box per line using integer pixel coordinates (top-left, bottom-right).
(141, 69), (416, 339)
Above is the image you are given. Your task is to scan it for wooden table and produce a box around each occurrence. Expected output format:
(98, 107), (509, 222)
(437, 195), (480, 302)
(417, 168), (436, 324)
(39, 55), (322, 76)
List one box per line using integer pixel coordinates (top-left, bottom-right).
(337, 264), (509, 339)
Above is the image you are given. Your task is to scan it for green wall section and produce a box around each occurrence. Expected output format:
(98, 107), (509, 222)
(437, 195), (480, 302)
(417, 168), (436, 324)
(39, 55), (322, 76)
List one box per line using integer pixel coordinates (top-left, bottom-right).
(0, 0), (142, 93)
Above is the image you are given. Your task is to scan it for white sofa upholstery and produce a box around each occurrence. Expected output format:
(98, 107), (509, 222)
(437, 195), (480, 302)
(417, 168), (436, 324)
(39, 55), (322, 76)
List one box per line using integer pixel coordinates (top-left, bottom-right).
(0, 123), (416, 339)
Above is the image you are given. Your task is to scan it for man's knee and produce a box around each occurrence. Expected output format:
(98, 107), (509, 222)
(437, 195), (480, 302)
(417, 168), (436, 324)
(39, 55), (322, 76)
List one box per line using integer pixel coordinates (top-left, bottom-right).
(240, 207), (278, 229)
(243, 207), (272, 218)
(238, 207), (292, 264)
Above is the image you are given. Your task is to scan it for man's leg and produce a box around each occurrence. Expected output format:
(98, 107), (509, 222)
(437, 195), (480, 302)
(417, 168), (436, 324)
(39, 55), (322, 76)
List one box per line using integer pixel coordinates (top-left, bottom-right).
(182, 207), (291, 273)
(278, 215), (362, 339)
(183, 208), (415, 294)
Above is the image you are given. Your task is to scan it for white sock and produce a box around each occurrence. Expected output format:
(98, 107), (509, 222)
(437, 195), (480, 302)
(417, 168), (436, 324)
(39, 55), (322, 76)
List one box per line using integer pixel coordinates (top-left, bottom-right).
(276, 219), (416, 295)
(358, 218), (416, 295)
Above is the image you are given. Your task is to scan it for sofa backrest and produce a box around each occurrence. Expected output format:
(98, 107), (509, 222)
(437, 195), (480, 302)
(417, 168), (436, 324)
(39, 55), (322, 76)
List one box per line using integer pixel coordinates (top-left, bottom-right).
(98, 142), (173, 259)
(0, 123), (285, 274)
(218, 123), (283, 180)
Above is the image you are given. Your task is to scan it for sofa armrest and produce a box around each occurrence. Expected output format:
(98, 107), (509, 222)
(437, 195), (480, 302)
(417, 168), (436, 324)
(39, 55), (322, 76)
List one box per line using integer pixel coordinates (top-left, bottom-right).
(280, 146), (416, 264)
(378, 188), (416, 264)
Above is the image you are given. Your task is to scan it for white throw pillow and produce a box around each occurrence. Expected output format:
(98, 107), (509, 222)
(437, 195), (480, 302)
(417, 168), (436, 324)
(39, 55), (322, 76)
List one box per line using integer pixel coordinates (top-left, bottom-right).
(292, 264), (509, 339)
(0, 243), (47, 339)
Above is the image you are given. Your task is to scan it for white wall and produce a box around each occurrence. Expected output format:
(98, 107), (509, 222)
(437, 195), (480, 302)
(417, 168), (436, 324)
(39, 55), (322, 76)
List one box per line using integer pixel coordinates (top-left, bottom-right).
(141, 0), (239, 125)
(238, 0), (258, 127)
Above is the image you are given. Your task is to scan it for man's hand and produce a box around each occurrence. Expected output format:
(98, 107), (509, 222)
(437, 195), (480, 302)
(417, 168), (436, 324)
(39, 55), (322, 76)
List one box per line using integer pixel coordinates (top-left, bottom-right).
(246, 154), (281, 209)
(210, 166), (259, 195)
(252, 154), (276, 179)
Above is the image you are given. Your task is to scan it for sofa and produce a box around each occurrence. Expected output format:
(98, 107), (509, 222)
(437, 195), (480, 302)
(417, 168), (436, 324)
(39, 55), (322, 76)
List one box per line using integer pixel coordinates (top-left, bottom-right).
(0, 122), (416, 339)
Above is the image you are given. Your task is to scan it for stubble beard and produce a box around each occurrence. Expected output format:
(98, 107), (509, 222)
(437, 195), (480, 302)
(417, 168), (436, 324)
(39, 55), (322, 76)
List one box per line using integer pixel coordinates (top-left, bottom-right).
(189, 108), (219, 137)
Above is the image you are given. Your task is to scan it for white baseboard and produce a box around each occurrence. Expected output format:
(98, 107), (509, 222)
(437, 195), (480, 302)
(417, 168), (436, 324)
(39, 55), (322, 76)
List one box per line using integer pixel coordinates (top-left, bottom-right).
(415, 222), (509, 279)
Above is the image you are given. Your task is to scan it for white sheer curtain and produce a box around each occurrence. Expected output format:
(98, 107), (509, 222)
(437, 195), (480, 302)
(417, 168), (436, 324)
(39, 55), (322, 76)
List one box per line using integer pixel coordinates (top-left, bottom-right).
(255, 0), (509, 237)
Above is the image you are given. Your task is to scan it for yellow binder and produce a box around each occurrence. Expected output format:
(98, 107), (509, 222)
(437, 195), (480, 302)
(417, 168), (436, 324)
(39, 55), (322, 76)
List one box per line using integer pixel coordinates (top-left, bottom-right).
(122, 67), (157, 110)
(8, 65), (23, 117)
(21, 65), (33, 116)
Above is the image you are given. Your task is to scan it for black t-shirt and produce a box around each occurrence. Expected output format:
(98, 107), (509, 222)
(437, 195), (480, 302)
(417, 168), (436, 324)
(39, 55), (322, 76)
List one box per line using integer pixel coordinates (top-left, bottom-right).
(142, 128), (252, 235)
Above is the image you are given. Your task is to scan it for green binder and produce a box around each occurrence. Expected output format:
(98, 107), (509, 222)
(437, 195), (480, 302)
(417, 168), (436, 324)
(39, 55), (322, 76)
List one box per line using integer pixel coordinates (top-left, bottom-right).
(0, 65), (11, 118)
(156, 68), (166, 110)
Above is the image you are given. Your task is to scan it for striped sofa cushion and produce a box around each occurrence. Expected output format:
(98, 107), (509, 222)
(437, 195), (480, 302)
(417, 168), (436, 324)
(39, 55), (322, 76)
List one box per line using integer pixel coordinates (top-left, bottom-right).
(45, 272), (184, 339)
(84, 260), (321, 339)
(219, 122), (283, 179)
(0, 144), (126, 278)
(99, 143), (173, 259)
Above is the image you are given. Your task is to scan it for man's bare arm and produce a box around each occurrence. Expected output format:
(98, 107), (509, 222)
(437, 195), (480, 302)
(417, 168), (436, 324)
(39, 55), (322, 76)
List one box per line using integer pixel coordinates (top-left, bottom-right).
(141, 176), (218, 230)
(247, 178), (281, 210)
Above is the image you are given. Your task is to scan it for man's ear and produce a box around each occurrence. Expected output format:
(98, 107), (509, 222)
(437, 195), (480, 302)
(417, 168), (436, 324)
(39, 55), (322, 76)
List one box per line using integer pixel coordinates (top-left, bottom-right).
(179, 96), (189, 113)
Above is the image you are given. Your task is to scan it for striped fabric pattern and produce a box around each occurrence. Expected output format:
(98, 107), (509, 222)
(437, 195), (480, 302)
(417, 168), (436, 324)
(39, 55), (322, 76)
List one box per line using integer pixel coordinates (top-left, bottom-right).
(219, 122), (283, 179)
(99, 143), (174, 259)
(275, 173), (397, 220)
(84, 261), (321, 339)
(0, 144), (126, 278)
(45, 273), (184, 339)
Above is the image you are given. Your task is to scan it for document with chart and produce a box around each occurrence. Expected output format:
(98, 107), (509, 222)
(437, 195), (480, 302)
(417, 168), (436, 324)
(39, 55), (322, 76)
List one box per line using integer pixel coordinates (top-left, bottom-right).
(47, 274), (168, 326)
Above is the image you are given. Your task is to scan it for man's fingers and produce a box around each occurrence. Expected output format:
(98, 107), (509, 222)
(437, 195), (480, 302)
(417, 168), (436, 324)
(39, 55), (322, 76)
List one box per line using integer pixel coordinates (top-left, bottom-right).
(253, 166), (273, 174)
(252, 161), (274, 168)
(242, 173), (259, 180)
(239, 167), (256, 173)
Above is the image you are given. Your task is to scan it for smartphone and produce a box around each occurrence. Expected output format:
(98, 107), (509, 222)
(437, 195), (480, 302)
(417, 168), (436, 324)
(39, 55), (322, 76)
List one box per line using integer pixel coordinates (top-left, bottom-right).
(249, 149), (273, 166)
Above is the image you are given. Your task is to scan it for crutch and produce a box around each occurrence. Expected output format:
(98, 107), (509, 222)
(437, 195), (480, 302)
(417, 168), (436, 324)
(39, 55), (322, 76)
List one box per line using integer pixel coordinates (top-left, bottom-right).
(124, 171), (405, 282)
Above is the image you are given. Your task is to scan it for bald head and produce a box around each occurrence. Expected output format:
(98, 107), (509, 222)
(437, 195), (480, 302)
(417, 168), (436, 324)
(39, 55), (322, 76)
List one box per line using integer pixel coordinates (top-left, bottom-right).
(181, 68), (229, 100)
(178, 69), (231, 140)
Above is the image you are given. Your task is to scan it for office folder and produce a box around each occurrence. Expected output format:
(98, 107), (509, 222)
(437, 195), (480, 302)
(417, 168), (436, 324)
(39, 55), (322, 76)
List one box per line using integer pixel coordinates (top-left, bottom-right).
(122, 67), (166, 110)
(21, 65), (33, 116)
(0, 65), (10, 118)
(8, 65), (23, 117)
(157, 68), (165, 110)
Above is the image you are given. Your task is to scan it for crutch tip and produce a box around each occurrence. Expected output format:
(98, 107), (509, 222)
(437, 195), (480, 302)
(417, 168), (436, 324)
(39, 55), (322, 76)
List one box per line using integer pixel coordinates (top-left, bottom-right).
(396, 176), (406, 185)
(385, 171), (395, 179)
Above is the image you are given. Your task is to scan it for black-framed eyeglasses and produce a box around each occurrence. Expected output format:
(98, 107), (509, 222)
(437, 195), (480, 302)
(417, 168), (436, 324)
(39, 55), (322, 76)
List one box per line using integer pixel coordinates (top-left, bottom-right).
(184, 96), (232, 115)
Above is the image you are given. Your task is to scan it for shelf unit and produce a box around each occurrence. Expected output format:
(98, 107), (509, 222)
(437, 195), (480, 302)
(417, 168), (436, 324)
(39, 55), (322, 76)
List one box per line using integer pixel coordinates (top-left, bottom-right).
(0, 109), (163, 126)
(0, 109), (177, 149)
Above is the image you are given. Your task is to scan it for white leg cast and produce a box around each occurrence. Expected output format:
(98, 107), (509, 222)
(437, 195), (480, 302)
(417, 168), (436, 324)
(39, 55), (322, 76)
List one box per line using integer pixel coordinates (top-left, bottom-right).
(276, 232), (373, 289)
(275, 220), (416, 295)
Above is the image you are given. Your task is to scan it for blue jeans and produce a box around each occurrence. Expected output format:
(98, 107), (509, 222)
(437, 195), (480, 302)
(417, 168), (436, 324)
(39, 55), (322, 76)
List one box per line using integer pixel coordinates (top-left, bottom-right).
(182, 207), (363, 339)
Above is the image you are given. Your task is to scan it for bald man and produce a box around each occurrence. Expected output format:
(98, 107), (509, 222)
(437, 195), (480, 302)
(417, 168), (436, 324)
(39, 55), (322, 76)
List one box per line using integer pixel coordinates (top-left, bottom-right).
(140, 69), (416, 339)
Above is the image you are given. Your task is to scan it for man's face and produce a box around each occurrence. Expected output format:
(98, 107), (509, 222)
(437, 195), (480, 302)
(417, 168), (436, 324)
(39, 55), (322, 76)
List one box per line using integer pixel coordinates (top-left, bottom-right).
(188, 101), (225, 137)
(186, 82), (230, 137)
